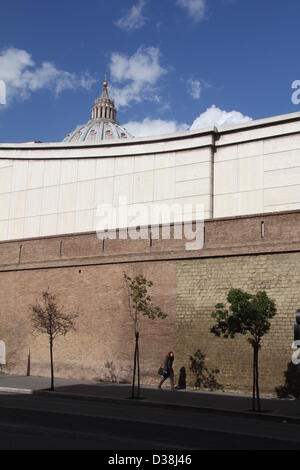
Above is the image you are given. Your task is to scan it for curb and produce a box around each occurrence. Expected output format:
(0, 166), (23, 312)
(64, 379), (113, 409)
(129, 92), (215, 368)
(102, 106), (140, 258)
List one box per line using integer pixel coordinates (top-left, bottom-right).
(35, 389), (300, 426)
(0, 387), (33, 394)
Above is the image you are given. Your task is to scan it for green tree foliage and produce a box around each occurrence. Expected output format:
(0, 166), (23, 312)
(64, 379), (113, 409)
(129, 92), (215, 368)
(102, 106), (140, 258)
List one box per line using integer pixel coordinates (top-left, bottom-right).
(211, 288), (276, 412)
(124, 273), (167, 398)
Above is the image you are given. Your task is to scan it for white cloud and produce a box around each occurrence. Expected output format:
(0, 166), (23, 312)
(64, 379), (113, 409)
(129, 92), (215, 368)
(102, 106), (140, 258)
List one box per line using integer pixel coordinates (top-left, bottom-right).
(109, 47), (167, 107)
(115, 0), (146, 31)
(191, 105), (252, 130)
(0, 47), (96, 105)
(124, 118), (188, 137)
(110, 47), (164, 84)
(176, 0), (206, 21)
(187, 78), (201, 99)
(124, 105), (251, 138)
(0, 80), (6, 105)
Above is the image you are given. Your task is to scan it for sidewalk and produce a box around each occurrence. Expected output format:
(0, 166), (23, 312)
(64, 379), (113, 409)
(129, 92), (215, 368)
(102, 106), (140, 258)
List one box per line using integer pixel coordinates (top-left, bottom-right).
(1, 373), (299, 423)
(0, 374), (93, 394)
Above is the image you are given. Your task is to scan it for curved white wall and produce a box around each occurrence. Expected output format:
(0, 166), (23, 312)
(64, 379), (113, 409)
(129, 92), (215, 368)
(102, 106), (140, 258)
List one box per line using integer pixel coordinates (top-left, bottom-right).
(0, 135), (214, 241)
(1, 111), (300, 242)
(214, 116), (300, 217)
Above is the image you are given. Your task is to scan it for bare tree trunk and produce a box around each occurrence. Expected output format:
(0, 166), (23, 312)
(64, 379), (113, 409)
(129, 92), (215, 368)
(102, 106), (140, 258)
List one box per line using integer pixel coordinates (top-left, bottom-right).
(252, 346), (256, 411)
(26, 349), (31, 377)
(136, 332), (140, 399)
(131, 333), (138, 398)
(50, 337), (54, 391)
(255, 348), (261, 412)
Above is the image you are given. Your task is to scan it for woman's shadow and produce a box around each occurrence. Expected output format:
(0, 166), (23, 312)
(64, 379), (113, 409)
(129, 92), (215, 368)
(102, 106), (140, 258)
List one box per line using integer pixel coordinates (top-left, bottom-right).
(176, 367), (186, 390)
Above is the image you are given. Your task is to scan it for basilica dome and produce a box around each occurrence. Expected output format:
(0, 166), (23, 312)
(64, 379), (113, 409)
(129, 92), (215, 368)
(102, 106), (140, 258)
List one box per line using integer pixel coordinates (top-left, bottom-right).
(63, 80), (133, 143)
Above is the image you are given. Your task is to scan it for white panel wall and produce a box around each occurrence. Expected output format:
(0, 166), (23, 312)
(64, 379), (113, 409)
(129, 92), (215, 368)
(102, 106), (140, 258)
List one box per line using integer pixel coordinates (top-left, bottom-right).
(214, 132), (300, 218)
(0, 147), (213, 241)
(263, 135), (300, 212)
(1, 114), (300, 241)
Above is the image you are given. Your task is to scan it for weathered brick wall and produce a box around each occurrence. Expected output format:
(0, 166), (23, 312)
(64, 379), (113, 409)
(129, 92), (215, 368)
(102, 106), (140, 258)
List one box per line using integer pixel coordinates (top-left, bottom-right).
(0, 261), (176, 385)
(176, 253), (300, 394)
(0, 210), (300, 394)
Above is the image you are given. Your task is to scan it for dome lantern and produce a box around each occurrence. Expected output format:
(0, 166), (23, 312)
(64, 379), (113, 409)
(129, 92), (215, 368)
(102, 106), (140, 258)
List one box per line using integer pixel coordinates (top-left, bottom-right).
(63, 80), (133, 143)
(91, 80), (117, 122)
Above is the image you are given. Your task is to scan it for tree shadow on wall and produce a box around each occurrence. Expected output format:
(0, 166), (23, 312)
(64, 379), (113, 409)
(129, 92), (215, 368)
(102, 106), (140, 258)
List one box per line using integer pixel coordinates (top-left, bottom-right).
(105, 361), (117, 383)
(275, 362), (300, 399)
(189, 349), (224, 391)
(103, 361), (131, 384)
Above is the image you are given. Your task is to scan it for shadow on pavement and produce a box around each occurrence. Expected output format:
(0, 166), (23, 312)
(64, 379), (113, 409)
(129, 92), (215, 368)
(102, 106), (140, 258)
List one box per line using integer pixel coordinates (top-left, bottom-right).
(42, 382), (300, 419)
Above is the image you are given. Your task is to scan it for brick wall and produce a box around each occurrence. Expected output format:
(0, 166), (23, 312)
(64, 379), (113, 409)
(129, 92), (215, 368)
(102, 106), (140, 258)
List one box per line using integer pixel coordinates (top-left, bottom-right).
(0, 210), (299, 394)
(0, 261), (177, 384)
(176, 253), (300, 394)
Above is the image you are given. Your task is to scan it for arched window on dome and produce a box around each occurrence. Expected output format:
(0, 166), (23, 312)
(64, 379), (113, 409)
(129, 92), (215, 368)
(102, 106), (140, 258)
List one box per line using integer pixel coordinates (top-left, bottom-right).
(71, 131), (81, 142)
(89, 129), (97, 141)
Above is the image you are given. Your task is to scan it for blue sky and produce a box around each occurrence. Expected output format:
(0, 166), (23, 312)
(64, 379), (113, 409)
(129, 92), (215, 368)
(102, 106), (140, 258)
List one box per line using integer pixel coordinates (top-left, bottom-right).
(0, 0), (300, 142)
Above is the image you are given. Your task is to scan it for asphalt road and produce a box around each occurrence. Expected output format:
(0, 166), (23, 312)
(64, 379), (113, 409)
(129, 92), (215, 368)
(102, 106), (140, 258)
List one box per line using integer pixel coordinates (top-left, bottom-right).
(0, 392), (299, 450)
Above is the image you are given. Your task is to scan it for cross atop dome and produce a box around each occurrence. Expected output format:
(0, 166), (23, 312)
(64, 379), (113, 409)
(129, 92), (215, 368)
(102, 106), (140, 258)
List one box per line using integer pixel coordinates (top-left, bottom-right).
(101, 79), (109, 99)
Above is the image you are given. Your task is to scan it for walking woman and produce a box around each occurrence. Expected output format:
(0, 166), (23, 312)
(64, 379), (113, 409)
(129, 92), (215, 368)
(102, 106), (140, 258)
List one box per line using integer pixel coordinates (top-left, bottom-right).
(158, 351), (175, 391)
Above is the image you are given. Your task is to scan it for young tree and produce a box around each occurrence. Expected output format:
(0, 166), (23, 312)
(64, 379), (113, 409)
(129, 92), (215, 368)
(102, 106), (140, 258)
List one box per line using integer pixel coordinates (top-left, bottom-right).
(124, 273), (167, 399)
(211, 288), (276, 412)
(31, 290), (78, 391)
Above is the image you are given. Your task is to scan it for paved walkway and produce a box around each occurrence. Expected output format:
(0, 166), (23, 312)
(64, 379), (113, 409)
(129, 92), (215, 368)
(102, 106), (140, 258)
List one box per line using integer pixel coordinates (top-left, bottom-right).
(0, 373), (299, 422)
(0, 374), (92, 393)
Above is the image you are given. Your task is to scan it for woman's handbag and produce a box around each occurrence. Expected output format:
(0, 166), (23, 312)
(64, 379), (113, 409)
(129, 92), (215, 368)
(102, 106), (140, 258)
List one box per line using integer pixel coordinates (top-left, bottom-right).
(158, 367), (168, 377)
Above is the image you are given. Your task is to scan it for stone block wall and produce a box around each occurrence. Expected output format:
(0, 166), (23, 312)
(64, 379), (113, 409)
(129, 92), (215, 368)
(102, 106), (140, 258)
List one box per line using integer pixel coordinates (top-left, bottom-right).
(0, 210), (299, 395)
(176, 253), (300, 393)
